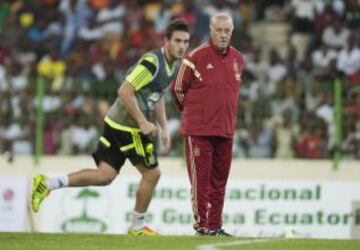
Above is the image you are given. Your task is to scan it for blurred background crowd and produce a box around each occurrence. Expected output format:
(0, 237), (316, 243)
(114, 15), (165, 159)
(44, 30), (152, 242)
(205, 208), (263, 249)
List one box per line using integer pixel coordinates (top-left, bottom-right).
(0, 0), (359, 161)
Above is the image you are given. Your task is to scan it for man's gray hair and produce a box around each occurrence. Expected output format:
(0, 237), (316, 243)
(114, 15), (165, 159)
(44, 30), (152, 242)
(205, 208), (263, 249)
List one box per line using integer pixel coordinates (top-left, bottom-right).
(209, 12), (234, 29)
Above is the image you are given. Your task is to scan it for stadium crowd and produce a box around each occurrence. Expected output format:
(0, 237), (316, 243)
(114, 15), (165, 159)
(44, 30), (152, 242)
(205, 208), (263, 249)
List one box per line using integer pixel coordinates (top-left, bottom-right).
(0, 0), (359, 160)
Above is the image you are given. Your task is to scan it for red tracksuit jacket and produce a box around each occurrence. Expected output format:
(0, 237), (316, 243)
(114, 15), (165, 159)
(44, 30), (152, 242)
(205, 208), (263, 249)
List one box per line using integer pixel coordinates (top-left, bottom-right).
(171, 40), (244, 138)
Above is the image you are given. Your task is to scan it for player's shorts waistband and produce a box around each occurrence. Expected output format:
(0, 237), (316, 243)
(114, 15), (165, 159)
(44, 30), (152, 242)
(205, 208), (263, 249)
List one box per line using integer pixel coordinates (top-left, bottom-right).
(104, 116), (141, 133)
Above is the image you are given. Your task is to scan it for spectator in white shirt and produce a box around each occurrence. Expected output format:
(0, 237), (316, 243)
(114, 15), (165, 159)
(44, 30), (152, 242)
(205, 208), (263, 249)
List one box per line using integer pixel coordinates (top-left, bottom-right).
(78, 17), (103, 42)
(246, 47), (268, 83)
(289, 0), (317, 33)
(96, 0), (126, 35)
(322, 19), (350, 50)
(337, 35), (360, 76)
(311, 42), (338, 76)
(266, 49), (287, 96)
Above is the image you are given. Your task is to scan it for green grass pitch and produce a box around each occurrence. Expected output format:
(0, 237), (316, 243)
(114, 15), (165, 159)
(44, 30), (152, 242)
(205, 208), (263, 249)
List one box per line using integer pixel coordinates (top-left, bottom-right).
(1, 233), (360, 250)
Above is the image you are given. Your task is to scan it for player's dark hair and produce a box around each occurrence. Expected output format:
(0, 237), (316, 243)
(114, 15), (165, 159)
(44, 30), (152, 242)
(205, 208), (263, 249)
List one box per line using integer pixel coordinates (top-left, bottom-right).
(165, 19), (189, 39)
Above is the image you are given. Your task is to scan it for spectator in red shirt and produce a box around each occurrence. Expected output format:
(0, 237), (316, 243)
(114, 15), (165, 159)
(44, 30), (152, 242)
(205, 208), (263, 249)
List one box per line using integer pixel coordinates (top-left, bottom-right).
(295, 126), (324, 158)
(171, 12), (244, 236)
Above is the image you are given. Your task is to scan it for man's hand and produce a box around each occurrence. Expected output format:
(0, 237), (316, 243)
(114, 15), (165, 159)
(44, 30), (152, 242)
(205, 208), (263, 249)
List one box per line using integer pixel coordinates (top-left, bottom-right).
(139, 120), (157, 137)
(160, 128), (171, 153)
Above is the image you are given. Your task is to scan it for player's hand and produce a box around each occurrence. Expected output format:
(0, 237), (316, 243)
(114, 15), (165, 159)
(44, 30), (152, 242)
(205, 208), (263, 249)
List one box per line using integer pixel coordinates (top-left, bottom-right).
(139, 120), (157, 137)
(160, 128), (171, 153)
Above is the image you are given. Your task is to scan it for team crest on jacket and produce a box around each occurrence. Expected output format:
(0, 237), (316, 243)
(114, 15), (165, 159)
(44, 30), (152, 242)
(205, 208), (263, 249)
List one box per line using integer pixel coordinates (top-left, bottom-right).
(233, 60), (241, 81)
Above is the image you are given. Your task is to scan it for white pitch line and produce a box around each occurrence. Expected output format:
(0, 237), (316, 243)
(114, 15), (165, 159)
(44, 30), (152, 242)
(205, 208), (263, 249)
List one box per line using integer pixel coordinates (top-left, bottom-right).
(197, 238), (285, 250)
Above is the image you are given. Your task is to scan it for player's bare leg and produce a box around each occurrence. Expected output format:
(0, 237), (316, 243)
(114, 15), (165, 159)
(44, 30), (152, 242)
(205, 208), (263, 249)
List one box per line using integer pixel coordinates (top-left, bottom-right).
(68, 161), (118, 186)
(31, 161), (117, 213)
(128, 164), (161, 236)
(134, 164), (161, 212)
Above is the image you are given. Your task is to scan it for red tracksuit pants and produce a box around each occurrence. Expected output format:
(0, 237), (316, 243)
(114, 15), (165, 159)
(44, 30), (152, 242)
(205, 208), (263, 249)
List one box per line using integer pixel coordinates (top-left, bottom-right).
(184, 135), (233, 231)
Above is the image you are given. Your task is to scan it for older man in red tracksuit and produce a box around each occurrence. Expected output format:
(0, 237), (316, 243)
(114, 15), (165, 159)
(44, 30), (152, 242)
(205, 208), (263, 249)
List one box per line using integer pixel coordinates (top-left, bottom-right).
(171, 13), (244, 236)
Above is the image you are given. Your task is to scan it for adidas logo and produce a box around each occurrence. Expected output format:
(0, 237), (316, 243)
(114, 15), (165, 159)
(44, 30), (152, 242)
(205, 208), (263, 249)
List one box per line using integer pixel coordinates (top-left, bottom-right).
(206, 63), (214, 69)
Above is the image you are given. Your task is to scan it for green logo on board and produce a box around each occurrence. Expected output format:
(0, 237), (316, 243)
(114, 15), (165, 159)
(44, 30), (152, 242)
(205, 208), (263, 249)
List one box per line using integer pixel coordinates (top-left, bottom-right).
(61, 188), (107, 233)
